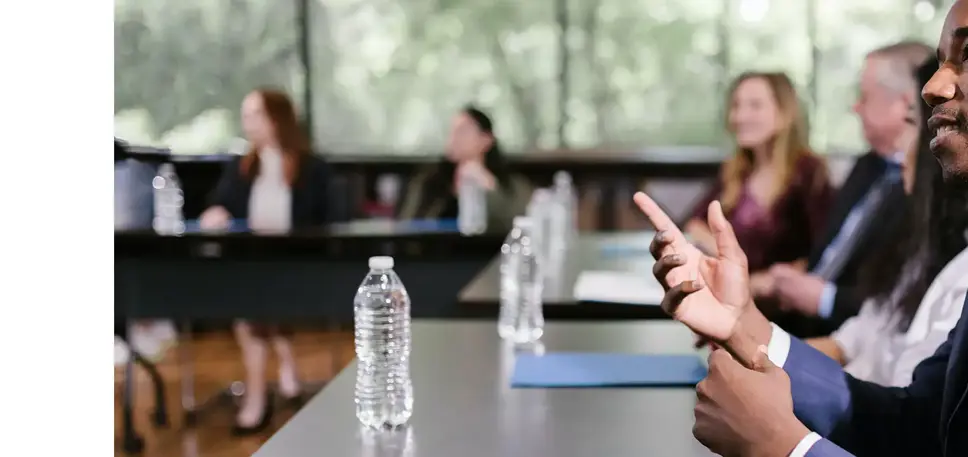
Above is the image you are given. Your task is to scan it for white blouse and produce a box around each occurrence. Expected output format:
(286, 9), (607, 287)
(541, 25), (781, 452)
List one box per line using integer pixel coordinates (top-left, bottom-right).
(833, 246), (968, 387)
(247, 148), (292, 233)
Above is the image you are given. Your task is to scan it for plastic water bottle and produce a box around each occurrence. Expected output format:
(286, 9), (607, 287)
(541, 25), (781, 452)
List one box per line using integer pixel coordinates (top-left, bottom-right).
(152, 163), (185, 235)
(526, 189), (553, 265)
(497, 217), (545, 344)
(354, 256), (413, 429)
(552, 170), (577, 243)
(458, 175), (487, 235)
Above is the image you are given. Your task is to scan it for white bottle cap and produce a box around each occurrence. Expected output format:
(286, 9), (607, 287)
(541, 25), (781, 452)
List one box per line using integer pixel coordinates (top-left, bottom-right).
(513, 216), (533, 227)
(368, 256), (394, 269)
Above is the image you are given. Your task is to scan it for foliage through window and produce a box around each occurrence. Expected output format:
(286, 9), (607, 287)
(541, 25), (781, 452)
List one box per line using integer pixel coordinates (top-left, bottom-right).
(114, 0), (952, 156)
(114, 0), (302, 154)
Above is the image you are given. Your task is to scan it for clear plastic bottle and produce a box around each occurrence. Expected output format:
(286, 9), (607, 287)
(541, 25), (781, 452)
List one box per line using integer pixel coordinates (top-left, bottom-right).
(552, 170), (578, 243)
(526, 188), (553, 266)
(354, 256), (413, 429)
(457, 175), (487, 235)
(497, 217), (545, 344)
(151, 163), (185, 235)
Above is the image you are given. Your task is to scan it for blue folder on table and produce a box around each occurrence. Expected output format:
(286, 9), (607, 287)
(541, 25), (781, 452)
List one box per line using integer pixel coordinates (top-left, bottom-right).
(183, 218), (249, 233)
(511, 352), (706, 388)
(401, 218), (458, 232)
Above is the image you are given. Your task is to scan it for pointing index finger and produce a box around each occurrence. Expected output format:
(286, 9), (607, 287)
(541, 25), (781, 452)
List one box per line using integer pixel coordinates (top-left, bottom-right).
(634, 192), (684, 239)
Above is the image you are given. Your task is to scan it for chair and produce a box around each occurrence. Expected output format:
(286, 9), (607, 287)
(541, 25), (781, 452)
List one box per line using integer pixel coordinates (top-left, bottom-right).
(115, 156), (169, 453)
(115, 320), (169, 453)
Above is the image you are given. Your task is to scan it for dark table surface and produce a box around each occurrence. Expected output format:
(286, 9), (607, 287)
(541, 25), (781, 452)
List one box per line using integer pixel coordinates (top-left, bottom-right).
(115, 218), (506, 261)
(255, 320), (713, 457)
(458, 232), (667, 319)
(115, 219), (505, 319)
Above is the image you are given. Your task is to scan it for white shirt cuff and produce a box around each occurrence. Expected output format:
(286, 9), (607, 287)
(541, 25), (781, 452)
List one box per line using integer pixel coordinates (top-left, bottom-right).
(767, 323), (792, 368)
(789, 432), (822, 457)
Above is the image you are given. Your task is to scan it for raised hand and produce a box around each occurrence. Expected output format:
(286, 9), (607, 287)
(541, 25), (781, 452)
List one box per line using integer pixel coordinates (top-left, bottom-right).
(199, 205), (231, 231)
(633, 192), (752, 344)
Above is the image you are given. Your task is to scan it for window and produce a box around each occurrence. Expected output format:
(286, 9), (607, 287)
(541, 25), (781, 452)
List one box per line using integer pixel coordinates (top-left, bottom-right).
(114, 0), (951, 155)
(814, 0), (946, 154)
(726, 0), (812, 136)
(114, 0), (303, 155)
(564, 0), (726, 148)
(309, 0), (560, 155)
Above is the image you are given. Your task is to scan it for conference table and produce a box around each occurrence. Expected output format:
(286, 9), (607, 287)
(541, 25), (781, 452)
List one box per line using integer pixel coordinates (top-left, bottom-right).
(459, 232), (668, 319)
(255, 320), (714, 457)
(114, 218), (506, 448)
(115, 218), (506, 320)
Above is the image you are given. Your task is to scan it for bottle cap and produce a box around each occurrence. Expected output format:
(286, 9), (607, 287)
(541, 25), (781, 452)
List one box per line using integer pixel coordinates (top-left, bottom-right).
(554, 170), (572, 183)
(513, 216), (533, 227)
(368, 256), (394, 269)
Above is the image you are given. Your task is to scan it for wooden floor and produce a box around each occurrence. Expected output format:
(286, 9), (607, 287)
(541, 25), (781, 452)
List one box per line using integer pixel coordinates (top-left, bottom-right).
(114, 330), (355, 457)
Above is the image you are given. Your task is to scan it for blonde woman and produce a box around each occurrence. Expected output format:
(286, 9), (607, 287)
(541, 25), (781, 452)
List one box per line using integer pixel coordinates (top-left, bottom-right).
(686, 72), (833, 295)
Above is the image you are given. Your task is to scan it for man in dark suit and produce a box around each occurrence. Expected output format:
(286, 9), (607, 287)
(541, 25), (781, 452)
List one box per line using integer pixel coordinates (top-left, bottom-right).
(114, 139), (155, 230)
(759, 42), (930, 337)
(634, 3), (968, 454)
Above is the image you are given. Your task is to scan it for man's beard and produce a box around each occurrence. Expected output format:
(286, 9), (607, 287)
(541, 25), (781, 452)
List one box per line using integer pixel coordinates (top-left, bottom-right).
(941, 163), (968, 189)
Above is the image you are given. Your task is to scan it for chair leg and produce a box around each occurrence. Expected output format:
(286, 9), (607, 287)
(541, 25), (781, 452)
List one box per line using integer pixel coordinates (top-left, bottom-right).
(122, 356), (144, 454)
(131, 350), (168, 428)
(179, 320), (198, 427)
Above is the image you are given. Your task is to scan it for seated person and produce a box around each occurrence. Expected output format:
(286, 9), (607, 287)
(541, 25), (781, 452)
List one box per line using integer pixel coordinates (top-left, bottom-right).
(397, 105), (527, 232)
(635, 46), (968, 456)
(761, 42), (933, 337)
(686, 72), (832, 322)
(199, 88), (331, 435)
(114, 139), (177, 363)
(806, 101), (968, 386)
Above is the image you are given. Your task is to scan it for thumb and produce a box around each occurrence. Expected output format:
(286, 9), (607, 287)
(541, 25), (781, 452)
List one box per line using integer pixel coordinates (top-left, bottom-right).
(708, 200), (746, 266)
(751, 345), (777, 373)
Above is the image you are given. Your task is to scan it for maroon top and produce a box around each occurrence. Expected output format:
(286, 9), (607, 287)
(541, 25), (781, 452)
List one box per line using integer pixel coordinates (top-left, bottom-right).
(691, 155), (834, 273)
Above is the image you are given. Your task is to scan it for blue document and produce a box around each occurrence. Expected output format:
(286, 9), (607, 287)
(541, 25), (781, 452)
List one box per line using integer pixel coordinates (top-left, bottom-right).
(183, 218), (248, 233)
(511, 352), (706, 388)
(399, 218), (458, 232)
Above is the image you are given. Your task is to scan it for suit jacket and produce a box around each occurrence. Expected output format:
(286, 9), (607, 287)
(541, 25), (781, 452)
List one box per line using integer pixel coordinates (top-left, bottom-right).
(209, 154), (332, 227)
(115, 139), (130, 162)
(788, 294), (968, 456)
(396, 164), (530, 233)
(806, 151), (907, 334)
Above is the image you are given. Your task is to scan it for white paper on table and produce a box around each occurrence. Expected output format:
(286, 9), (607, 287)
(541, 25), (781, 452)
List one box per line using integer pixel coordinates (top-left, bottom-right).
(573, 270), (665, 306)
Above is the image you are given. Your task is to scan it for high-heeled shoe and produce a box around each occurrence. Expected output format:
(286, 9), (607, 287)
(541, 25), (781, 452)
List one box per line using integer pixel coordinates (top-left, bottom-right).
(280, 389), (306, 408)
(278, 368), (304, 408)
(231, 394), (273, 436)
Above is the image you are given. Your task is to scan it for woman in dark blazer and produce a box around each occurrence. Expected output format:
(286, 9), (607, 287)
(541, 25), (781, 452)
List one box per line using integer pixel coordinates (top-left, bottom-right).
(397, 105), (528, 232)
(200, 88), (330, 435)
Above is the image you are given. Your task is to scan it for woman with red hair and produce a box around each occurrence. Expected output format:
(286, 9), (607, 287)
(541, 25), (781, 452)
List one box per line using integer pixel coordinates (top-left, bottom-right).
(200, 88), (331, 434)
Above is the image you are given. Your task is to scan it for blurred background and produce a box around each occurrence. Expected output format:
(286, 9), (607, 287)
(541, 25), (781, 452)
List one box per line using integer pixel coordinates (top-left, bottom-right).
(114, 1), (959, 456)
(115, 0), (950, 157)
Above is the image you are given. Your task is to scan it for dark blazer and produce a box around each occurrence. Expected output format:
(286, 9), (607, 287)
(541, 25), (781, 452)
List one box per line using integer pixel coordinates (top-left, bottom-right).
(209, 154), (332, 227)
(788, 294), (968, 456)
(396, 164), (530, 233)
(806, 151), (907, 334)
(115, 139), (130, 162)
